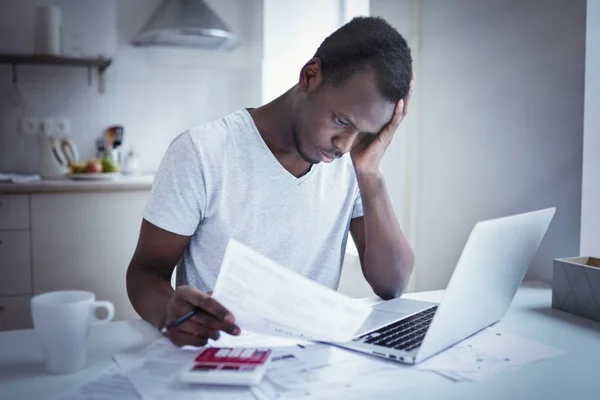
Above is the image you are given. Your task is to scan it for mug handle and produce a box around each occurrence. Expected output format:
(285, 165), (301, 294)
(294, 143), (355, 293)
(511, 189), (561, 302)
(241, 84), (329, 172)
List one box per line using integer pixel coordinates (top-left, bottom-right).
(91, 301), (115, 326)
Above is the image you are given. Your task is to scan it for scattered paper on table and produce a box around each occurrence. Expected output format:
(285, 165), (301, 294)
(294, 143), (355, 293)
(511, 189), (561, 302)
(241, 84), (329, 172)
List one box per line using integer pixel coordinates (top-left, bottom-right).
(252, 343), (428, 399)
(416, 327), (563, 382)
(51, 365), (139, 400)
(212, 239), (372, 342)
(114, 337), (254, 400)
(113, 337), (188, 373)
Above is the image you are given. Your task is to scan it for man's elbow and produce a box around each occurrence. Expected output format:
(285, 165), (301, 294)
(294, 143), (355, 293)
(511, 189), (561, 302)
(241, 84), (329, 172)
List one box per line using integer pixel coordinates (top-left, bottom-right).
(371, 255), (415, 300)
(372, 279), (407, 300)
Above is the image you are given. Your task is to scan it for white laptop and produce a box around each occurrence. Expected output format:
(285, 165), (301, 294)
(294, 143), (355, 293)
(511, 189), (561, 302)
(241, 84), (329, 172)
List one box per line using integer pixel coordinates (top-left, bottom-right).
(331, 207), (556, 364)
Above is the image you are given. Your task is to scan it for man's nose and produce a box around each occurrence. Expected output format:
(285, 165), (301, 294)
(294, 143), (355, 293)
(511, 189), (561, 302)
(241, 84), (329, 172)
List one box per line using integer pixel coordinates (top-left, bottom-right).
(333, 132), (359, 155)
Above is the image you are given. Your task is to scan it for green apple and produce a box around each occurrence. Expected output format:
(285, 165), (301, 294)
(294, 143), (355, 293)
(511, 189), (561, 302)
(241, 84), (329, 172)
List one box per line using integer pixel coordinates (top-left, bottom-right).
(101, 157), (120, 173)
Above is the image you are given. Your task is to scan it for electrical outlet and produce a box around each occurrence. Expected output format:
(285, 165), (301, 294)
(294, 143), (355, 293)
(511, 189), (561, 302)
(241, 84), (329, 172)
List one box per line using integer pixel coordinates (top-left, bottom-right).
(40, 118), (54, 136)
(53, 118), (71, 136)
(19, 117), (40, 136)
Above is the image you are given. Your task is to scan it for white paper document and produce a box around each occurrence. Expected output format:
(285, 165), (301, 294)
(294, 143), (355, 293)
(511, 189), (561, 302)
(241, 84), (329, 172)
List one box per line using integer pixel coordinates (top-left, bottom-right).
(113, 337), (196, 374)
(416, 327), (563, 382)
(212, 239), (372, 342)
(0, 173), (41, 183)
(213, 330), (310, 349)
(51, 365), (139, 400)
(114, 338), (255, 400)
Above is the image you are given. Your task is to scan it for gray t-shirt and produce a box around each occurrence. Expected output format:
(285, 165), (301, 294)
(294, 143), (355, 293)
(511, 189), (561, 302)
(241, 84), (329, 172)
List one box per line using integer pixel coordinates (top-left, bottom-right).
(143, 109), (363, 291)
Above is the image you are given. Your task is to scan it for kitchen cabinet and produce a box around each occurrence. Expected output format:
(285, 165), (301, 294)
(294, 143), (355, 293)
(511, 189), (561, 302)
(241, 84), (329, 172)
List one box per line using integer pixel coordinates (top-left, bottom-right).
(0, 178), (153, 331)
(0, 194), (30, 230)
(0, 295), (32, 331)
(0, 231), (32, 295)
(31, 191), (149, 322)
(0, 195), (33, 330)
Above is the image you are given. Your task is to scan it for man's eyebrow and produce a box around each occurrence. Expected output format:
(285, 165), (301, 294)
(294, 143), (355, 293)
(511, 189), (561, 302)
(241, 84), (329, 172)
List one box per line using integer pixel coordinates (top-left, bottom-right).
(338, 112), (378, 135)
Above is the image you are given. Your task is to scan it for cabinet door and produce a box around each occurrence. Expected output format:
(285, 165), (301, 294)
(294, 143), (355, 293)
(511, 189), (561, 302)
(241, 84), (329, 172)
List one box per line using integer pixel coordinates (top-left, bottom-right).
(0, 295), (32, 331)
(0, 195), (29, 230)
(0, 231), (32, 295)
(31, 191), (150, 321)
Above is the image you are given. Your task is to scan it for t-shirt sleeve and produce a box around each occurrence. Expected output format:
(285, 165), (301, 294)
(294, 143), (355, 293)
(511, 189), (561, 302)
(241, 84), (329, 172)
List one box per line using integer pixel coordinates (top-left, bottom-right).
(143, 131), (206, 236)
(351, 188), (364, 219)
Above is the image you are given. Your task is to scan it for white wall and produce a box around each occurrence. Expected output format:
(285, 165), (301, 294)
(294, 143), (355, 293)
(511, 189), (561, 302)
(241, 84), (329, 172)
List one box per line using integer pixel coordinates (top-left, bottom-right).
(372, 0), (586, 290)
(261, 0), (340, 104)
(581, 0), (600, 257)
(261, 0), (370, 105)
(0, 0), (263, 174)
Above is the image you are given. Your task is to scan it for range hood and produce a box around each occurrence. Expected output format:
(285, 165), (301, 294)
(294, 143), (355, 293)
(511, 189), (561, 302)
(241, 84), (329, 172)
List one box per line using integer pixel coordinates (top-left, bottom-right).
(132, 0), (239, 51)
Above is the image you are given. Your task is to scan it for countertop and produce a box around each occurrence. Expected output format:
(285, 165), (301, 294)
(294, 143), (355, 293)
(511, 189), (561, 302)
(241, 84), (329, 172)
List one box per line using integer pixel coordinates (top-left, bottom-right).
(0, 174), (154, 194)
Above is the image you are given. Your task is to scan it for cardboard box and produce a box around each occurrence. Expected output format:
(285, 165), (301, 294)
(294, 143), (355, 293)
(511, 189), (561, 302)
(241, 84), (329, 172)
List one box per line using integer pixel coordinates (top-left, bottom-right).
(552, 257), (600, 322)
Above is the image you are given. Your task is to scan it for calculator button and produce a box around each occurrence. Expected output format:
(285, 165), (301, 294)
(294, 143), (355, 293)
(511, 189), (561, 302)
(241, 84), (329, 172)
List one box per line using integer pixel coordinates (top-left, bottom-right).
(229, 348), (243, 358)
(215, 349), (231, 358)
(240, 349), (255, 359)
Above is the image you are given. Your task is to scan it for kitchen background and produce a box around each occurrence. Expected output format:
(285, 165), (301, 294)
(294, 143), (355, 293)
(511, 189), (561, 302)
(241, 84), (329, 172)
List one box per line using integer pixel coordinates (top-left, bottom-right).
(0, 0), (597, 330)
(0, 0), (262, 173)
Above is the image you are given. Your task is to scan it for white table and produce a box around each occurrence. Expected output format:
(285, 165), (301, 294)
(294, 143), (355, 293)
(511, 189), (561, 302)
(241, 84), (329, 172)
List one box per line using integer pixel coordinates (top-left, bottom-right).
(1, 281), (599, 399)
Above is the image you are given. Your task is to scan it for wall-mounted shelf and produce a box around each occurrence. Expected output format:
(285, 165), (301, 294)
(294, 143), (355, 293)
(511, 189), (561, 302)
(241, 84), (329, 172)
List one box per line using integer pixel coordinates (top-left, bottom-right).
(0, 53), (112, 94)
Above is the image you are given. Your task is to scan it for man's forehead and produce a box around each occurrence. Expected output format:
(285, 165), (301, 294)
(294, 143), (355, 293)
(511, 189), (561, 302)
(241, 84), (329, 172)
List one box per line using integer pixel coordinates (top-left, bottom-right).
(324, 72), (395, 133)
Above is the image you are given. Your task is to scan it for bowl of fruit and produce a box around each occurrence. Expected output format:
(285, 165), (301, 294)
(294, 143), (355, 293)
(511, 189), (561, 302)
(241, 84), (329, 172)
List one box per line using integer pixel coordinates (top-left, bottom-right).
(68, 156), (121, 180)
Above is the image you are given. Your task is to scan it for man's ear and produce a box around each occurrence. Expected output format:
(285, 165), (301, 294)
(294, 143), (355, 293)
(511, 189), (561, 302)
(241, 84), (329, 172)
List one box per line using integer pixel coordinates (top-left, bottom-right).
(298, 58), (323, 93)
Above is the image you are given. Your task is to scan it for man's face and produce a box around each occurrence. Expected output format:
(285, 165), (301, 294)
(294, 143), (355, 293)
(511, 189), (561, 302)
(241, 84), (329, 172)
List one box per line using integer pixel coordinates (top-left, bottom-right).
(292, 65), (396, 164)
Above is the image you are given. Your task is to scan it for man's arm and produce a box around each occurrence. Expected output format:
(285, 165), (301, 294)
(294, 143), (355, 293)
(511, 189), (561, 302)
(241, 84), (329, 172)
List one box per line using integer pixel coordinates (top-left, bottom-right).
(127, 219), (239, 346)
(350, 176), (414, 300)
(349, 80), (415, 300)
(126, 219), (188, 329)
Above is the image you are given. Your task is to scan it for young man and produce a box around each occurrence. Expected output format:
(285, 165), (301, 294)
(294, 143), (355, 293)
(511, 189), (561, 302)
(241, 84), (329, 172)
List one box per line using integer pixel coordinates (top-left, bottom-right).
(127, 16), (414, 347)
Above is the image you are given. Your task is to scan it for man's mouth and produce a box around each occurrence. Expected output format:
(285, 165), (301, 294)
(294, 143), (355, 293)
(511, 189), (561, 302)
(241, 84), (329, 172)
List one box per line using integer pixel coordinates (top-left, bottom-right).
(319, 149), (335, 163)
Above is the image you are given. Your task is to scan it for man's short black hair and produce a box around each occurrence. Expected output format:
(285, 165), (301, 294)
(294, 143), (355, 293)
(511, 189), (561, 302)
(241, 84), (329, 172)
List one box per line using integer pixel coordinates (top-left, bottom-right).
(313, 16), (412, 103)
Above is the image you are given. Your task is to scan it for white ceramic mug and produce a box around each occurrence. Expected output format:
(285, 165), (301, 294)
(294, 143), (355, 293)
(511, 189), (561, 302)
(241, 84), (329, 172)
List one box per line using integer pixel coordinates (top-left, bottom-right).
(31, 291), (115, 374)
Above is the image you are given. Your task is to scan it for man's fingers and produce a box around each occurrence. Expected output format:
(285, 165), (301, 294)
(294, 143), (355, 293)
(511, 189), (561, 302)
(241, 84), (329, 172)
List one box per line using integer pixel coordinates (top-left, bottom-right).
(402, 78), (414, 121)
(187, 323), (221, 341)
(395, 99), (405, 122)
(383, 77), (414, 139)
(177, 286), (234, 323)
(192, 312), (240, 336)
(170, 301), (237, 334)
(167, 330), (209, 348)
(174, 316), (223, 340)
(378, 99), (404, 145)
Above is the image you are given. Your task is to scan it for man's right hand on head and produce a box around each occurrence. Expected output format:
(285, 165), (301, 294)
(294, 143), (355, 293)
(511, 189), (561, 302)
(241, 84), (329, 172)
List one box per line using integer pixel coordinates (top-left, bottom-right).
(164, 285), (240, 347)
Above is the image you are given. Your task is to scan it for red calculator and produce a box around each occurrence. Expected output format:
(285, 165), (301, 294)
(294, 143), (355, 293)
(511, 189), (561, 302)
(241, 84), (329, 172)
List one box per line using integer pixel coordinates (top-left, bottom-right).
(180, 347), (272, 386)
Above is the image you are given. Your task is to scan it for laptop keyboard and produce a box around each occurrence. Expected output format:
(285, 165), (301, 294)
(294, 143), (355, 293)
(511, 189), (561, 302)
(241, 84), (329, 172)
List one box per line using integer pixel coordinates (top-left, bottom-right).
(355, 306), (438, 352)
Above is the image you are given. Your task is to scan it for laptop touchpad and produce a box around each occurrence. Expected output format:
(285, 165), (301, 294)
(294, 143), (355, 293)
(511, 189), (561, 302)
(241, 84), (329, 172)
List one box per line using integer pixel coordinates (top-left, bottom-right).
(356, 298), (438, 335)
(374, 297), (438, 314)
